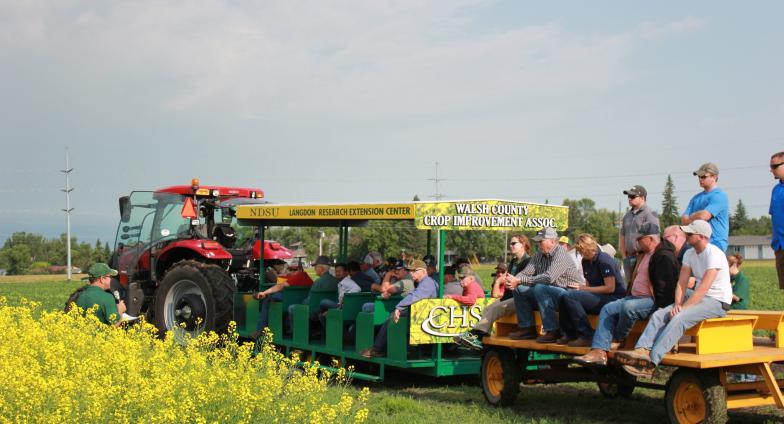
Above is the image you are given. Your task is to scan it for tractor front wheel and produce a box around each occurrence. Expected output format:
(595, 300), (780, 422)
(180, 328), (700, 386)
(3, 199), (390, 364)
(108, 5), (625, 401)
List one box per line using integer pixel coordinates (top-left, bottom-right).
(153, 260), (235, 337)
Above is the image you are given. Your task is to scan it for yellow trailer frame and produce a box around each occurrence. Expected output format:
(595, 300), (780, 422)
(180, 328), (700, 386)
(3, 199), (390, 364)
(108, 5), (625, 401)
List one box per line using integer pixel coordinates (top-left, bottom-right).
(480, 310), (784, 423)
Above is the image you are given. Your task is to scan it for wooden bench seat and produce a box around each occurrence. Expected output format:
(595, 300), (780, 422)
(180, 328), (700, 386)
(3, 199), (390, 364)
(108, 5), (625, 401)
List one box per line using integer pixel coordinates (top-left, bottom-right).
(728, 310), (784, 348)
(493, 311), (757, 355)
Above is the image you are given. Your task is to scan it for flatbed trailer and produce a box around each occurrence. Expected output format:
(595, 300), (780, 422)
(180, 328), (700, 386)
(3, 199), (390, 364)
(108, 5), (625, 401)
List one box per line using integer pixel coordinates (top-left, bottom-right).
(480, 310), (784, 423)
(231, 199), (569, 381)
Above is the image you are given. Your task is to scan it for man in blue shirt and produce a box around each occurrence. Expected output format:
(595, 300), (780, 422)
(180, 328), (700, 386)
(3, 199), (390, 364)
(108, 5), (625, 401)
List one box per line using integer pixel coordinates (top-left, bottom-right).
(682, 162), (729, 252)
(770, 152), (784, 289)
(360, 259), (437, 358)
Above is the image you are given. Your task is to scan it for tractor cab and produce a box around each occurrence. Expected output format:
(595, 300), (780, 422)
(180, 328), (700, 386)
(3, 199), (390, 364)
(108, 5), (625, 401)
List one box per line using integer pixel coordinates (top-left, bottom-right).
(111, 180), (291, 335)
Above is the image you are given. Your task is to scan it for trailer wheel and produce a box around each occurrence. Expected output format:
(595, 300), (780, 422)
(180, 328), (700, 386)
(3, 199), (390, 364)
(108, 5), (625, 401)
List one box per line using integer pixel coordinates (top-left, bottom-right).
(597, 381), (635, 399)
(481, 348), (522, 406)
(153, 260), (236, 337)
(665, 368), (727, 424)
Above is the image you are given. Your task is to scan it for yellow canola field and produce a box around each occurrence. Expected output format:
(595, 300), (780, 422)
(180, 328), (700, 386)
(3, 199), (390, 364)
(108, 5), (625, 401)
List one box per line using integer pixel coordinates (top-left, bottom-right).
(0, 297), (368, 424)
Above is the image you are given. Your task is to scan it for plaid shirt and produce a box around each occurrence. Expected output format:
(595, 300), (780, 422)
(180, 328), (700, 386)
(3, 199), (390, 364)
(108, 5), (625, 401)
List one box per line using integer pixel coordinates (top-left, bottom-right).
(515, 244), (583, 288)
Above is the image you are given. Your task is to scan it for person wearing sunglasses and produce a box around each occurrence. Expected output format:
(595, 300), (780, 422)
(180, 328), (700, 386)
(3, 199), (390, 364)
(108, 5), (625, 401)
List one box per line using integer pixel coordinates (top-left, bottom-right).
(681, 162), (729, 252)
(620, 185), (660, 282)
(770, 151), (784, 289)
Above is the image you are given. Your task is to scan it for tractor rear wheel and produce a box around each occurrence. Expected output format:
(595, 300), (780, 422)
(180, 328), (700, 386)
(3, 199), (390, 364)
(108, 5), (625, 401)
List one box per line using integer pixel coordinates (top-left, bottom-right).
(153, 260), (235, 337)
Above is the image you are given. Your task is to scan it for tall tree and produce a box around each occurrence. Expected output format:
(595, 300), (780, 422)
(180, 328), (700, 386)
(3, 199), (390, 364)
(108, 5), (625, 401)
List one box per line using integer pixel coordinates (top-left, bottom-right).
(730, 199), (749, 235)
(3, 245), (32, 275)
(660, 174), (680, 228)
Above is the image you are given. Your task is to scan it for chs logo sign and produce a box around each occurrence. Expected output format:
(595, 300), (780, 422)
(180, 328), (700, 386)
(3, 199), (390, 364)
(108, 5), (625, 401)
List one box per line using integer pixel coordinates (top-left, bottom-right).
(409, 299), (497, 345)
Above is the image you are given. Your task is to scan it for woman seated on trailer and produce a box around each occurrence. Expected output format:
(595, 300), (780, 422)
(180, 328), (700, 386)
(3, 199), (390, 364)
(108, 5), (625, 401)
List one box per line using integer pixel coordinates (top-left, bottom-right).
(557, 233), (626, 347)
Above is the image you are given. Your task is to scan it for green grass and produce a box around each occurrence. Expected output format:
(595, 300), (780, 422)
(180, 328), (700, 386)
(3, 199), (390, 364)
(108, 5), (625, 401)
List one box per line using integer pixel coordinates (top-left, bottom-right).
(3, 264), (784, 423)
(0, 277), (84, 313)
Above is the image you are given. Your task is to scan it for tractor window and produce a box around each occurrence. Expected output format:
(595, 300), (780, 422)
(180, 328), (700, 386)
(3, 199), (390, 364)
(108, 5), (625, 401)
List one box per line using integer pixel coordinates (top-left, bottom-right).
(114, 191), (156, 250)
(153, 196), (191, 242)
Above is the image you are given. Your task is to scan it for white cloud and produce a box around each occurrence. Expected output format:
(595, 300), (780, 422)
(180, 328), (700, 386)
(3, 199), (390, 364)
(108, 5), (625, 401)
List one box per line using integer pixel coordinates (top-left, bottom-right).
(0, 0), (636, 123)
(638, 17), (706, 41)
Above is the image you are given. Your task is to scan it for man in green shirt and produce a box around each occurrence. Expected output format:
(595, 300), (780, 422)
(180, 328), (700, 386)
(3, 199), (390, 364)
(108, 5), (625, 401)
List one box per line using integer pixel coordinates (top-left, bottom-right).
(75, 263), (126, 325)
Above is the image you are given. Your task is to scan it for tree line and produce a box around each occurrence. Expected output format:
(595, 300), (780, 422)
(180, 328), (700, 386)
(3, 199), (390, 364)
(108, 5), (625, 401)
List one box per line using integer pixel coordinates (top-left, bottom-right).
(0, 175), (772, 275)
(0, 233), (111, 275)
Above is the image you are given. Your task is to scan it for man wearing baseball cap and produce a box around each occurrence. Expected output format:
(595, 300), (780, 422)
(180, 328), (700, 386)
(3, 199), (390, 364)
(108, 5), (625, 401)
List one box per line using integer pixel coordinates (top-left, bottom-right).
(681, 162), (729, 252)
(444, 267), (485, 306)
(360, 258), (438, 358)
(505, 227), (583, 343)
(75, 263), (126, 326)
(620, 185), (660, 280)
(617, 220), (732, 378)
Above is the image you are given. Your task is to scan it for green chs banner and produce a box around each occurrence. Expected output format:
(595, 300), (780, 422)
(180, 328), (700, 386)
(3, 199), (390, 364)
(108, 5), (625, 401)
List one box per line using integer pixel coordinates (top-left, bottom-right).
(409, 298), (497, 345)
(414, 200), (569, 231)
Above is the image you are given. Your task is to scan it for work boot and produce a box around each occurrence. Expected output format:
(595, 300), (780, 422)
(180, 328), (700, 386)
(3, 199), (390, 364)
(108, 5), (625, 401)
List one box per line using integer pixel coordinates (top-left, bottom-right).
(622, 363), (655, 379)
(359, 347), (384, 358)
(614, 348), (652, 368)
(507, 327), (538, 340)
(573, 349), (607, 366)
(536, 330), (560, 344)
(556, 335), (573, 345)
(567, 336), (593, 348)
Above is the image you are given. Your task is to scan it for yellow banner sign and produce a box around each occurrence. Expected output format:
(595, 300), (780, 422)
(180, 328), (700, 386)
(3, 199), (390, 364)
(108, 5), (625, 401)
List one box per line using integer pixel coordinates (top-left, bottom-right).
(409, 298), (497, 345)
(415, 200), (569, 231)
(236, 203), (416, 220)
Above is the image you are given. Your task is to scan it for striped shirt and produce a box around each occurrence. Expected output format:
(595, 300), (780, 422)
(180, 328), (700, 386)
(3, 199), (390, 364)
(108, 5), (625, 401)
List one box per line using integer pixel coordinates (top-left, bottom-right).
(515, 244), (583, 288)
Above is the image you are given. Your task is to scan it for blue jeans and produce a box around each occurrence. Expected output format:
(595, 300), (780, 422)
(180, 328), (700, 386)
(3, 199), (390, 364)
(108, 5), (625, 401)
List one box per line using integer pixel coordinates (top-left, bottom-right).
(635, 296), (726, 364)
(513, 284), (566, 332)
(318, 298), (339, 327)
(373, 309), (409, 351)
(361, 302), (375, 313)
(591, 296), (655, 351)
(256, 292), (284, 331)
(559, 291), (621, 339)
(623, 257), (636, 282)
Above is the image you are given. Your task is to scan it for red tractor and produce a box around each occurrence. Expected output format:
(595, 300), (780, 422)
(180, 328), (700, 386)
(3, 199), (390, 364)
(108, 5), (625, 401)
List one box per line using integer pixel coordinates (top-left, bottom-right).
(111, 179), (292, 335)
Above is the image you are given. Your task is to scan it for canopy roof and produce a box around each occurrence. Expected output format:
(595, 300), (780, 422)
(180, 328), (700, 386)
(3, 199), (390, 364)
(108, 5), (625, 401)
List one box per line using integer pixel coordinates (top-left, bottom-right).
(236, 199), (568, 231)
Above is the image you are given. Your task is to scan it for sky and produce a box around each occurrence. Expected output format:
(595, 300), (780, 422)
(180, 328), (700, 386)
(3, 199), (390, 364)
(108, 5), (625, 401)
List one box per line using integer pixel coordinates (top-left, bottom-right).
(1, 0), (782, 246)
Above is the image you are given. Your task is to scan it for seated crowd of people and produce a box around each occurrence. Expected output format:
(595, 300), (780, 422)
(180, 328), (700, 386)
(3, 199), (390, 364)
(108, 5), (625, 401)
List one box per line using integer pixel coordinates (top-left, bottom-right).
(249, 178), (751, 375)
(249, 251), (490, 355)
(455, 220), (750, 379)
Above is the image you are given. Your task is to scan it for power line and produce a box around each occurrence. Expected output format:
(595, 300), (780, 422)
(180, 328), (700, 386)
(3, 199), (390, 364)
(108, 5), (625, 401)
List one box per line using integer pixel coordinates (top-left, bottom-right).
(438, 165), (760, 183)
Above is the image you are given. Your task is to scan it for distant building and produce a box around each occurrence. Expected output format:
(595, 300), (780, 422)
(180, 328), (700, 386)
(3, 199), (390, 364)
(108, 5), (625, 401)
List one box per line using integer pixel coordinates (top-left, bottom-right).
(727, 235), (774, 260)
(48, 265), (82, 274)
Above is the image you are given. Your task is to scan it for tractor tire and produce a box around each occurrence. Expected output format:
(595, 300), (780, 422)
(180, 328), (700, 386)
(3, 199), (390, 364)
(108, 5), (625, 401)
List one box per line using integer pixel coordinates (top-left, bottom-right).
(153, 260), (236, 337)
(481, 347), (523, 407)
(665, 368), (727, 424)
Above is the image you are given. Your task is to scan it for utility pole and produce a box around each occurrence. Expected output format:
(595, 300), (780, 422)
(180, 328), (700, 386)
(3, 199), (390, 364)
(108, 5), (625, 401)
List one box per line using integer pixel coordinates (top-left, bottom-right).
(426, 162), (446, 261)
(318, 231), (324, 256)
(62, 148), (74, 280)
(427, 162), (445, 201)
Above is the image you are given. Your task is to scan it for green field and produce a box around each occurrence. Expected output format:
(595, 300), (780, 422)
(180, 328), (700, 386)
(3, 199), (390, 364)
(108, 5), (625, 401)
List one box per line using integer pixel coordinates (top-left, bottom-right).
(2, 262), (783, 423)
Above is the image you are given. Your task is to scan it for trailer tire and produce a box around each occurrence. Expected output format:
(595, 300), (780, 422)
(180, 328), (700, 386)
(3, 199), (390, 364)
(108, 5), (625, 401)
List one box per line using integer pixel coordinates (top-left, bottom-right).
(153, 260), (236, 337)
(481, 348), (522, 406)
(665, 368), (727, 424)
